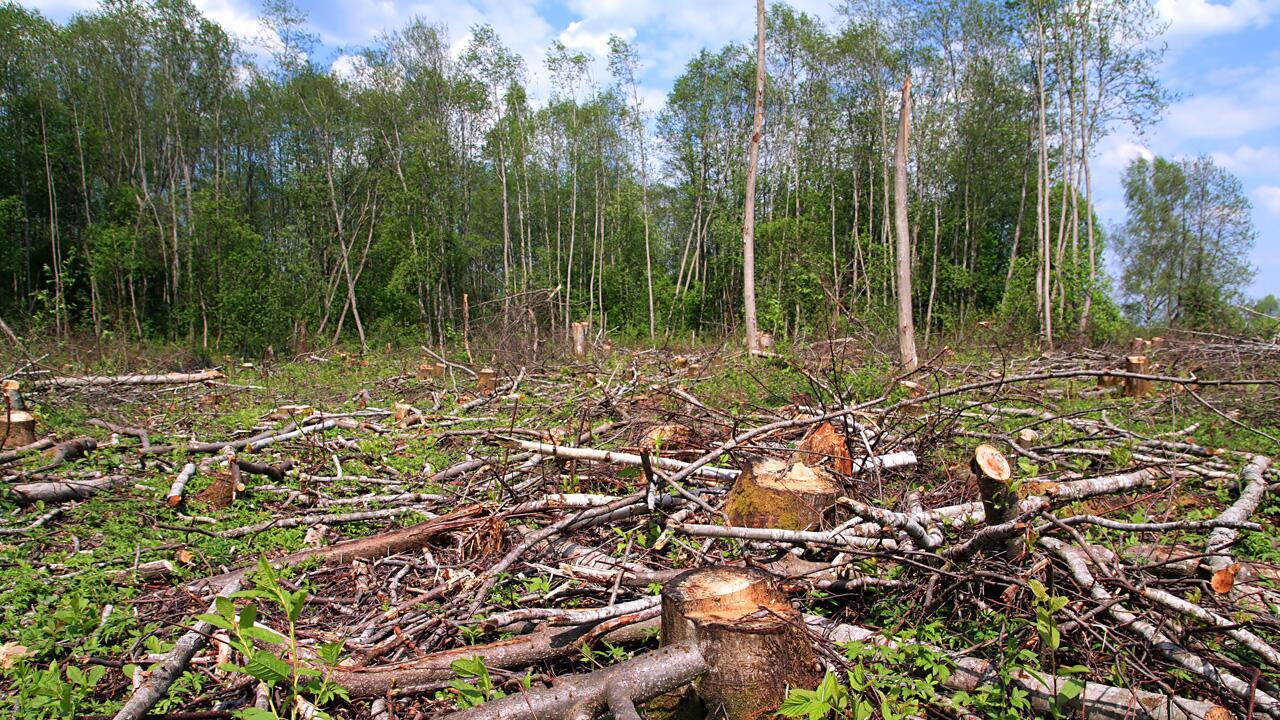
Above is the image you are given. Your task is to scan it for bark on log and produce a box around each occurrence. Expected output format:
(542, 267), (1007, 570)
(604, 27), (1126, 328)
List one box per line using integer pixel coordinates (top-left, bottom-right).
(724, 459), (840, 530)
(11, 474), (129, 504)
(442, 642), (707, 720)
(0, 436), (53, 465)
(31, 369), (224, 389)
(0, 409), (36, 448)
(661, 566), (818, 719)
(1204, 455), (1272, 576)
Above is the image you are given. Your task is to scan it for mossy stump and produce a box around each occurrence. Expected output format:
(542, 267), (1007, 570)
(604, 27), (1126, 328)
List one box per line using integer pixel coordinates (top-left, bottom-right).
(661, 566), (818, 720)
(724, 459), (840, 530)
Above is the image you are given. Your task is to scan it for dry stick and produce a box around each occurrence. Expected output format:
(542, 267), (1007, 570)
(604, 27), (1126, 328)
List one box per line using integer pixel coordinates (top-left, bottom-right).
(671, 522), (899, 550)
(0, 507), (62, 535)
(1043, 537), (1280, 716)
(333, 617), (662, 698)
(166, 463), (197, 507)
(1204, 455), (1272, 575)
(87, 418), (151, 449)
(31, 369), (224, 389)
(111, 578), (243, 720)
(1134, 583), (1280, 668)
(142, 419), (340, 457)
(1034, 515), (1261, 534)
(217, 506), (437, 539)
(483, 596), (661, 631)
(837, 497), (938, 549)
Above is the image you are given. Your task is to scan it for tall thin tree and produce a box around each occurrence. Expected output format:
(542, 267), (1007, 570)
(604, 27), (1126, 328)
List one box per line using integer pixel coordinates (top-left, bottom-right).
(893, 75), (918, 370)
(742, 0), (766, 354)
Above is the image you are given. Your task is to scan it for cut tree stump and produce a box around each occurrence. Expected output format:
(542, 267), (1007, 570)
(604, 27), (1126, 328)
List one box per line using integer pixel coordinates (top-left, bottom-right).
(661, 566), (818, 720)
(724, 459), (840, 530)
(1, 409), (36, 449)
(476, 368), (497, 395)
(571, 321), (589, 359)
(1124, 356), (1152, 397)
(971, 444), (1022, 557)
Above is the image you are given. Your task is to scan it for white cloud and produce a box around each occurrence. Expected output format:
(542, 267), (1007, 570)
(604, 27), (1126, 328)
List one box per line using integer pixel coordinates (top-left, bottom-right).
(1155, 0), (1280, 40)
(1098, 139), (1155, 172)
(1255, 186), (1280, 215)
(1212, 145), (1280, 176)
(559, 20), (634, 59)
(1163, 64), (1280, 140)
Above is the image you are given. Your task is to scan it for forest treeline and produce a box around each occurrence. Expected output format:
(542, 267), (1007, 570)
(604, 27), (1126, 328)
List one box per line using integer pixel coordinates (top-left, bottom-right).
(0, 0), (1223, 354)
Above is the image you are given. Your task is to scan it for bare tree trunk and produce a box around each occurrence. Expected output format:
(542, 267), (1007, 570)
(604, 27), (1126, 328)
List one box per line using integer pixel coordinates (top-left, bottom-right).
(893, 76), (918, 371)
(742, 0), (766, 355)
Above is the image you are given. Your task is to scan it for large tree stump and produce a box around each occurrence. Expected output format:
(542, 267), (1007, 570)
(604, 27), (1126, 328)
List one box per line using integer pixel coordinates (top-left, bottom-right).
(1, 409), (36, 449)
(1124, 355), (1151, 397)
(724, 459), (840, 530)
(662, 566), (818, 719)
(972, 444), (1022, 557)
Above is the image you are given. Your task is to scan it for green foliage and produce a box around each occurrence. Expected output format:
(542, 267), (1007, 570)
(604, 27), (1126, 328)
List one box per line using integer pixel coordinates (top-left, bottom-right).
(197, 557), (349, 719)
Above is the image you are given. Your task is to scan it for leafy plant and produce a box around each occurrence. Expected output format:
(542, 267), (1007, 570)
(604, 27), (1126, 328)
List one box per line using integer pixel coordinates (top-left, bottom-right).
(195, 557), (348, 720)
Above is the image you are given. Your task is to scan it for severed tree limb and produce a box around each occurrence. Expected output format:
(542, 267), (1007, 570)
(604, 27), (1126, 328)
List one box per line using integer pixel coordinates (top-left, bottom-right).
(1203, 455), (1272, 575)
(442, 642), (707, 720)
(670, 522), (898, 550)
(839, 497), (939, 549)
(191, 504), (487, 594)
(510, 439), (916, 482)
(31, 369), (224, 389)
(1135, 583), (1280, 668)
(11, 474), (130, 504)
(166, 463), (197, 507)
(25, 436), (97, 474)
(483, 596), (661, 631)
(0, 436), (54, 465)
(1043, 537), (1280, 716)
(111, 578), (242, 720)
(334, 617), (661, 698)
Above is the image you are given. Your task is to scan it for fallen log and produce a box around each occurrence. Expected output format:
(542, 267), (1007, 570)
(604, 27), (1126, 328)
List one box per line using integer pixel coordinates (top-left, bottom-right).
(0, 435), (52, 464)
(111, 579), (242, 720)
(1203, 455), (1272, 576)
(510, 439), (916, 483)
(31, 369), (224, 389)
(11, 474), (129, 504)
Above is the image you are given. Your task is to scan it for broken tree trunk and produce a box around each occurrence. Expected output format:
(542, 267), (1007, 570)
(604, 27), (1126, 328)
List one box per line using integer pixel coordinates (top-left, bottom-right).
(661, 566), (819, 719)
(1124, 356), (1151, 397)
(572, 321), (589, 359)
(724, 459), (840, 530)
(972, 444), (1022, 557)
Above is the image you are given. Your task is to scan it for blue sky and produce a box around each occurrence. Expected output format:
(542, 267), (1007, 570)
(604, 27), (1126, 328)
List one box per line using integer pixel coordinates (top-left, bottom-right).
(27, 0), (1280, 299)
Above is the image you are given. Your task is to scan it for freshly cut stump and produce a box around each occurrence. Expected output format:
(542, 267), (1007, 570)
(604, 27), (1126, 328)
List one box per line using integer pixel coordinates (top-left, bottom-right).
(971, 444), (1022, 557)
(724, 459), (840, 530)
(1, 410), (36, 449)
(1124, 355), (1151, 397)
(661, 566), (818, 720)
